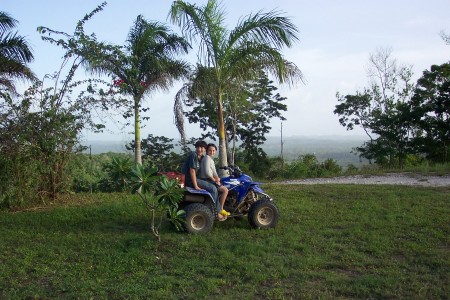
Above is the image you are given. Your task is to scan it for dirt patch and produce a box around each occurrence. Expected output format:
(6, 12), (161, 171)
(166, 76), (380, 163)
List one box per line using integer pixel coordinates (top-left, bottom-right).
(278, 173), (450, 187)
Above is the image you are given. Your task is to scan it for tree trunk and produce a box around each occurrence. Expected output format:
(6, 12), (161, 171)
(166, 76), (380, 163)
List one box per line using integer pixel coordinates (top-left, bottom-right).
(134, 96), (142, 166)
(217, 92), (228, 177)
(230, 111), (237, 166)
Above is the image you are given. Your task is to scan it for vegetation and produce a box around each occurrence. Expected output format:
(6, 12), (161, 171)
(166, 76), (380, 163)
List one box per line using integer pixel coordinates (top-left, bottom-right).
(335, 48), (449, 168)
(126, 134), (187, 172)
(4, 145), (448, 210)
(1, 184), (448, 298)
(127, 164), (185, 240)
(441, 30), (450, 45)
(0, 5), (132, 206)
(411, 62), (450, 163)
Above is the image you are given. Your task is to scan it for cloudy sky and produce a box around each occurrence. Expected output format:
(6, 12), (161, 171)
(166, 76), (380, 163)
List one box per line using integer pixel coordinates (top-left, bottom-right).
(3, 0), (449, 143)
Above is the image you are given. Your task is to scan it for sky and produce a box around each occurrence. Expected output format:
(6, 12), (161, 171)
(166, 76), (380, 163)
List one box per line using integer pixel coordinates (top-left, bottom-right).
(3, 0), (450, 144)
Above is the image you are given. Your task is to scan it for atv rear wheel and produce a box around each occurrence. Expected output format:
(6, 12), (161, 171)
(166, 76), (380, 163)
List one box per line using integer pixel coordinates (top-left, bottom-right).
(184, 203), (214, 234)
(248, 199), (279, 229)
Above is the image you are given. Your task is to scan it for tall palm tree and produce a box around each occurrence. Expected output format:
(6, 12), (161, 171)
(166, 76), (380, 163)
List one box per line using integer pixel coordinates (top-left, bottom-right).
(87, 15), (190, 165)
(0, 12), (36, 94)
(170, 0), (302, 171)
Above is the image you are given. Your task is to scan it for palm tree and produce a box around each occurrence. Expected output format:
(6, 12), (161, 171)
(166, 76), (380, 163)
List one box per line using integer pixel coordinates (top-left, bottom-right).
(170, 0), (302, 171)
(87, 15), (190, 165)
(0, 12), (36, 94)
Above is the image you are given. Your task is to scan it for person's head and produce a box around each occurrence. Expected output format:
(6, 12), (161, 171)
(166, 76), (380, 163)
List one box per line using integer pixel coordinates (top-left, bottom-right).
(194, 140), (207, 155)
(206, 143), (217, 157)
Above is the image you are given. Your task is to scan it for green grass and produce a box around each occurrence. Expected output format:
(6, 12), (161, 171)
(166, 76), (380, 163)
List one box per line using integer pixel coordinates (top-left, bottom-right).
(1, 185), (449, 299)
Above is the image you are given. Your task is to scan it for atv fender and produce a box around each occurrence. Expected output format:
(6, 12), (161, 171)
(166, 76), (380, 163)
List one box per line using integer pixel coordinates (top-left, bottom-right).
(181, 187), (216, 213)
(250, 184), (264, 194)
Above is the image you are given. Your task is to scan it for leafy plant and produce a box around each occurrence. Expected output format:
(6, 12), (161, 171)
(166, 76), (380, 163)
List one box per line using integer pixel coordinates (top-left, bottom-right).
(128, 165), (184, 240)
(0, 3), (129, 206)
(155, 176), (185, 231)
(102, 156), (134, 192)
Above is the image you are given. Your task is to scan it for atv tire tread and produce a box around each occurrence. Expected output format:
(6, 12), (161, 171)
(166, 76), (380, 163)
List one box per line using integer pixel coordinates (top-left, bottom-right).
(248, 199), (279, 229)
(184, 203), (214, 234)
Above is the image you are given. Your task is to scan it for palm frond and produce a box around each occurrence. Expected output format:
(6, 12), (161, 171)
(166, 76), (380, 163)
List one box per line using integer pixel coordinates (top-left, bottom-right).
(0, 32), (35, 63)
(0, 77), (17, 95)
(169, 0), (226, 68)
(174, 84), (189, 142)
(0, 12), (18, 32)
(0, 56), (37, 89)
(230, 10), (299, 50)
(220, 42), (303, 86)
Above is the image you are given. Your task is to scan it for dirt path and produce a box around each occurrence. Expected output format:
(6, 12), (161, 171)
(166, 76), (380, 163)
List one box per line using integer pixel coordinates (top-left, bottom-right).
(278, 173), (450, 187)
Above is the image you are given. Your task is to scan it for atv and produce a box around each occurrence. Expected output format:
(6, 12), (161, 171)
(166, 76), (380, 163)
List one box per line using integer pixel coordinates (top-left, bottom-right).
(178, 165), (279, 234)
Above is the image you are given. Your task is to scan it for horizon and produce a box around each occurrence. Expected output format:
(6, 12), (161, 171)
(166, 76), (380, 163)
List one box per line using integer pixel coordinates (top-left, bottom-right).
(81, 134), (368, 167)
(81, 133), (368, 143)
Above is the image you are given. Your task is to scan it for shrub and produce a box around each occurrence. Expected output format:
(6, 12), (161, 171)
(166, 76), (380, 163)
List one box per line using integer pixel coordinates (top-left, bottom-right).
(128, 165), (185, 240)
(345, 164), (359, 175)
(322, 158), (342, 176)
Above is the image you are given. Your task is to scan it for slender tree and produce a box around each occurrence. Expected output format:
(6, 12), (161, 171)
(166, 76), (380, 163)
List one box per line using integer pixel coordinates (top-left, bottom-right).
(334, 48), (416, 167)
(0, 11), (36, 94)
(170, 0), (302, 172)
(86, 15), (190, 165)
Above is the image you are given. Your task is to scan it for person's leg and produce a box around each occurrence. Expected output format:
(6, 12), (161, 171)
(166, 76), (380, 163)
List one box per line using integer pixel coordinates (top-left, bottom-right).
(197, 179), (219, 212)
(218, 186), (229, 214)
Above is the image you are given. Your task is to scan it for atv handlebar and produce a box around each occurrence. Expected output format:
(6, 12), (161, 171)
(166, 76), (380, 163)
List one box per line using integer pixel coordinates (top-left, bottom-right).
(219, 165), (242, 177)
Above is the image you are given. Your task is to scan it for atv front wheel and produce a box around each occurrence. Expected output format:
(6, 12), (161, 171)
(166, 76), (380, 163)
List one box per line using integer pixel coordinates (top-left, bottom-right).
(184, 203), (214, 234)
(248, 199), (279, 229)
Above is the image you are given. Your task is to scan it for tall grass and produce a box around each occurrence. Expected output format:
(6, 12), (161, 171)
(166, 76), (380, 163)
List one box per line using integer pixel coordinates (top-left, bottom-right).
(1, 185), (448, 299)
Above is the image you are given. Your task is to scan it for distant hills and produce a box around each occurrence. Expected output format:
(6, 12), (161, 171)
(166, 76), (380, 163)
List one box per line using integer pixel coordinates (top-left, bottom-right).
(263, 135), (369, 167)
(82, 140), (130, 155)
(83, 135), (369, 167)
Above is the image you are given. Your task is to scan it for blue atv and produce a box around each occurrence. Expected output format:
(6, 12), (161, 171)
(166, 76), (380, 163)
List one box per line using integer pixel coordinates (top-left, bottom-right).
(179, 165), (279, 234)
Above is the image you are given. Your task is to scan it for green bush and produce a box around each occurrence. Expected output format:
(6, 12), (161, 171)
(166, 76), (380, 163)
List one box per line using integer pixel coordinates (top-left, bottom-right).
(322, 158), (342, 176)
(344, 163), (359, 175)
(281, 154), (342, 179)
(404, 154), (426, 167)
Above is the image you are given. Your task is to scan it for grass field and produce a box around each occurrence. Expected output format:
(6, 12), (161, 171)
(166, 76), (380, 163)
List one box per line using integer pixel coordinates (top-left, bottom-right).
(0, 184), (448, 299)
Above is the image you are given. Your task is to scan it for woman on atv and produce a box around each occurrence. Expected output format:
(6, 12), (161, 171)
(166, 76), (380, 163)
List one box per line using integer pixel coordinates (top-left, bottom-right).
(200, 143), (230, 219)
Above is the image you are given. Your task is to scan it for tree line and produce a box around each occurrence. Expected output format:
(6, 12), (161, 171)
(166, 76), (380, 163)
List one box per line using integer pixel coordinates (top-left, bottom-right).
(334, 47), (449, 168)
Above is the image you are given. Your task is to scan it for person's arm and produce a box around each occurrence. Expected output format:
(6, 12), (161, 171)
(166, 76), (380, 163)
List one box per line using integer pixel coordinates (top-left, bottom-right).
(212, 164), (219, 180)
(207, 157), (217, 182)
(209, 158), (221, 185)
(190, 168), (201, 190)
